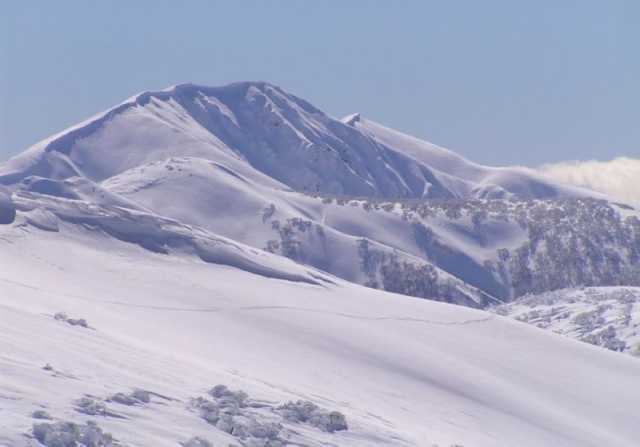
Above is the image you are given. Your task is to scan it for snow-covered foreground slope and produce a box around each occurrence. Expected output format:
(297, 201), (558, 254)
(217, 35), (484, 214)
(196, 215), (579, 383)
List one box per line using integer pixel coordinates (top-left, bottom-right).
(493, 287), (640, 356)
(2, 218), (640, 446)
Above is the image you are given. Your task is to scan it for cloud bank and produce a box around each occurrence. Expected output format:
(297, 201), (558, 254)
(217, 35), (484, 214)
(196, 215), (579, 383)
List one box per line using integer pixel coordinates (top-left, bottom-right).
(538, 157), (640, 204)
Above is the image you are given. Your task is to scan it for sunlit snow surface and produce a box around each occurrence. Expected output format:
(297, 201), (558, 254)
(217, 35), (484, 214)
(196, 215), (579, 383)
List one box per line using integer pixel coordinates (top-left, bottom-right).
(2, 214), (640, 447)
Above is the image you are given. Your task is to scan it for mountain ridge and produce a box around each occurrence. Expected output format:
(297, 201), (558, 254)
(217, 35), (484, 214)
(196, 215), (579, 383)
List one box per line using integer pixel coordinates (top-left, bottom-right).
(0, 81), (603, 201)
(0, 81), (636, 307)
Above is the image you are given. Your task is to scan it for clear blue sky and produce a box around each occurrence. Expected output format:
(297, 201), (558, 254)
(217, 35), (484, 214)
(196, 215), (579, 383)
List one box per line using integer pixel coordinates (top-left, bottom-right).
(1, 1), (638, 166)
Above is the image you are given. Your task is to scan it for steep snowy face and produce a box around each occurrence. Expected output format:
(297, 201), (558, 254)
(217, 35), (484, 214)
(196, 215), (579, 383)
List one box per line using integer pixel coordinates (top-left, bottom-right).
(347, 114), (600, 200)
(0, 82), (454, 199)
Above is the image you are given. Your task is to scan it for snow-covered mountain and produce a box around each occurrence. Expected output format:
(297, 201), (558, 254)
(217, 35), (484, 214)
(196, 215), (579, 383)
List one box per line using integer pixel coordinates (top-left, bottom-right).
(2, 81), (640, 446)
(1, 82), (637, 307)
(0, 82), (600, 201)
(494, 286), (640, 356)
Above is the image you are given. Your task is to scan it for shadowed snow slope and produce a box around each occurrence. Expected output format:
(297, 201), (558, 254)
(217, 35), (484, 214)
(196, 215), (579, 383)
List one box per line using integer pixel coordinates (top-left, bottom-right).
(102, 156), (491, 307)
(101, 156), (640, 306)
(2, 220), (640, 447)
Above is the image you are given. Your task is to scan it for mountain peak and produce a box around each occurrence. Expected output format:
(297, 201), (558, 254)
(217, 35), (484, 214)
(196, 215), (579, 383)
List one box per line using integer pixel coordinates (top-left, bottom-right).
(128, 80), (284, 106)
(342, 113), (362, 126)
(1, 80), (601, 202)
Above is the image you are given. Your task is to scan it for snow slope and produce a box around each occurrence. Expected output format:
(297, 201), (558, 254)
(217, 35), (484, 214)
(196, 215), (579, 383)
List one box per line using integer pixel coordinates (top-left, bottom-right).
(102, 156), (492, 307)
(0, 82), (601, 201)
(101, 157), (640, 305)
(493, 287), (640, 356)
(2, 211), (640, 447)
(346, 113), (603, 200)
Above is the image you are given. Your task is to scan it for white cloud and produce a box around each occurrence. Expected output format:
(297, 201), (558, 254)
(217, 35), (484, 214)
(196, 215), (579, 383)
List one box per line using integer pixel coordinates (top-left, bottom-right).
(538, 157), (640, 204)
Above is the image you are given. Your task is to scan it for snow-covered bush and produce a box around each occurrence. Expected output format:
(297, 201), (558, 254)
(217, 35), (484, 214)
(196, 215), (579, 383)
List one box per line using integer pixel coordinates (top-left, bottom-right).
(191, 396), (221, 424)
(32, 420), (116, 447)
(108, 389), (151, 406)
(583, 326), (627, 351)
(192, 386), (346, 446)
(215, 413), (248, 437)
(109, 393), (138, 406)
(130, 389), (151, 403)
(243, 439), (283, 447)
(54, 312), (89, 328)
(32, 409), (52, 420)
(75, 397), (108, 416)
(208, 385), (248, 410)
(191, 386), (286, 445)
(277, 400), (348, 432)
(246, 420), (281, 440)
(181, 436), (213, 447)
(195, 384), (250, 423)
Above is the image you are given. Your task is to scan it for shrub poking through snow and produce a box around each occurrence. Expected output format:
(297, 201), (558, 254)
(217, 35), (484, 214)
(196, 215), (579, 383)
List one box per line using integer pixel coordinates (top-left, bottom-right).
(130, 389), (151, 403)
(54, 312), (89, 328)
(108, 389), (151, 406)
(32, 420), (116, 447)
(181, 436), (213, 447)
(31, 410), (52, 420)
(244, 439), (283, 447)
(191, 386), (285, 446)
(208, 385), (248, 409)
(109, 393), (138, 406)
(246, 420), (282, 441)
(74, 397), (126, 420)
(277, 400), (348, 432)
(191, 386), (347, 446)
(191, 396), (221, 424)
(190, 385), (249, 423)
(76, 397), (108, 416)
